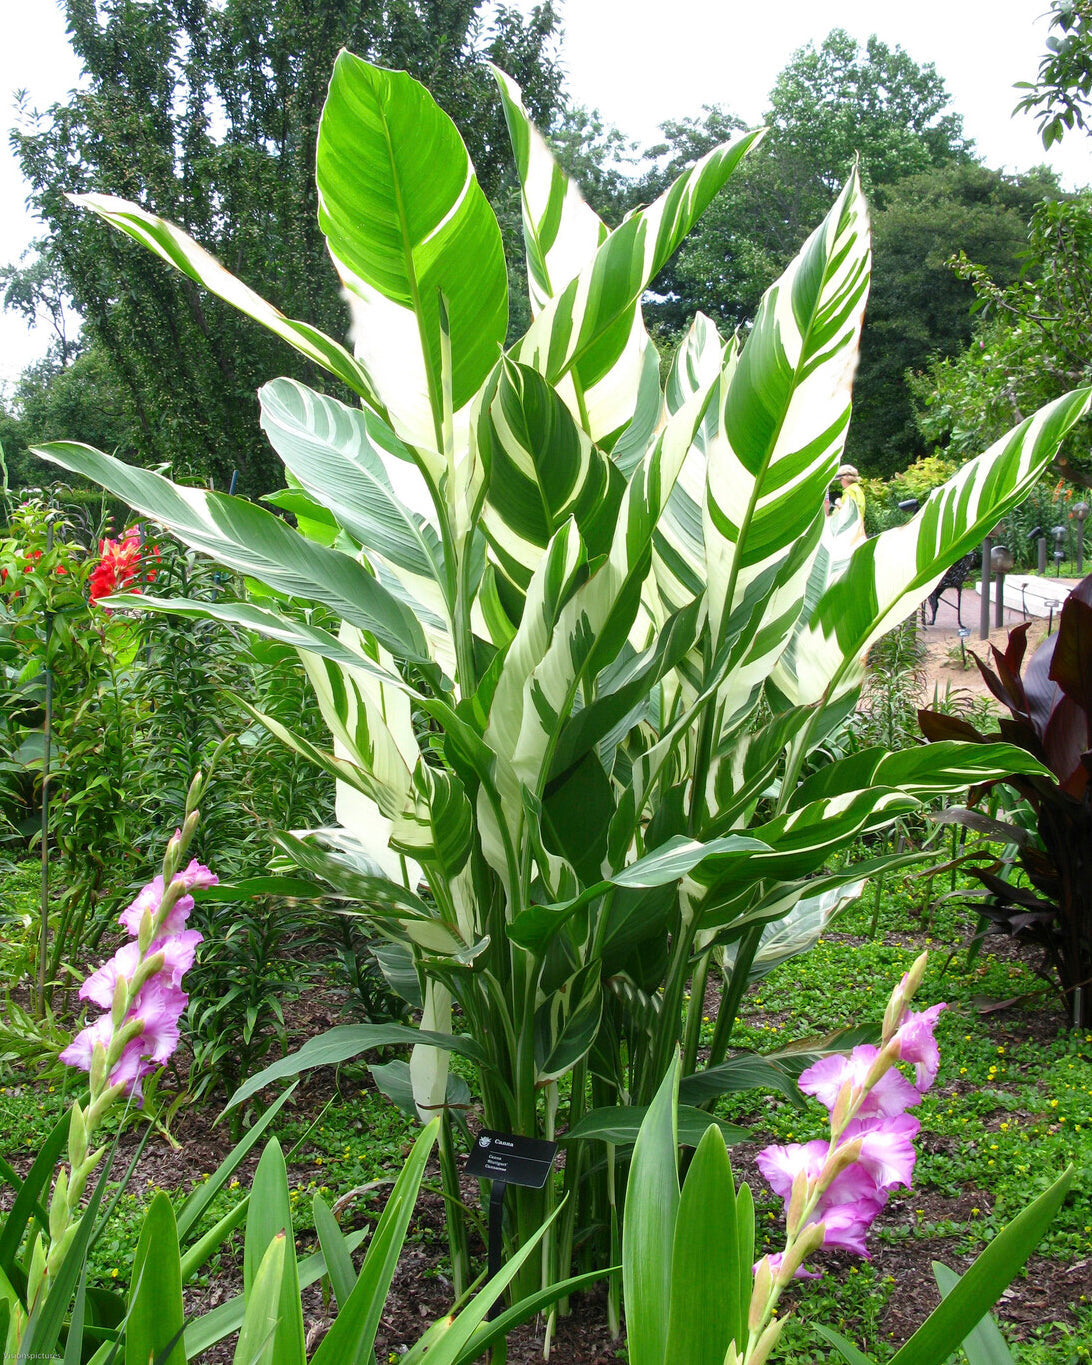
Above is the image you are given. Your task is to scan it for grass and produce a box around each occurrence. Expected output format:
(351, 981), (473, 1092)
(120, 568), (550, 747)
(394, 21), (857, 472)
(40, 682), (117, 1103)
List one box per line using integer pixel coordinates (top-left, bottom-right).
(711, 876), (1092, 1362)
(1, 857), (1090, 1361)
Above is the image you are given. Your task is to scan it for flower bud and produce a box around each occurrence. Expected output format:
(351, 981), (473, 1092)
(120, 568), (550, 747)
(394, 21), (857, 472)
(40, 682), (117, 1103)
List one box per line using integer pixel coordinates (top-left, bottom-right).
(48, 1166), (70, 1245)
(830, 1080), (857, 1134)
(110, 975), (130, 1030)
(180, 807), (200, 848)
(776, 1221), (826, 1284)
(724, 1344), (744, 1365)
(864, 1046), (895, 1091)
(818, 1137), (862, 1192)
(185, 770), (204, 815)
(748, 1256), (775, 1331)
(785, 1169), (810, 1237)
(89, 1039), (108, 1095)
(747, 1315), (786, 1365)
(67, 1100), (87, 1172)
(26, 1231), (45, 1309)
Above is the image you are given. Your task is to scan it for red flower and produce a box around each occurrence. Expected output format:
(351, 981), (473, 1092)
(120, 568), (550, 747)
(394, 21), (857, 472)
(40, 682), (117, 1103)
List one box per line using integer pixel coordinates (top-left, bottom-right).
(89, 528), (145, 606)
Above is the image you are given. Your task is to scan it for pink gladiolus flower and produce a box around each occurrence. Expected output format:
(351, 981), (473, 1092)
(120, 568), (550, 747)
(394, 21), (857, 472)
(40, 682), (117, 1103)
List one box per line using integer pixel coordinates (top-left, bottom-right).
(844, 1113), (921, 1190)
(891, 1002), (946, 1091)
(80, 931), (202, 1009)
(60, 978), (187, 1102)
(118, 860), (216, 937)
(799, 1045), (921, 1117)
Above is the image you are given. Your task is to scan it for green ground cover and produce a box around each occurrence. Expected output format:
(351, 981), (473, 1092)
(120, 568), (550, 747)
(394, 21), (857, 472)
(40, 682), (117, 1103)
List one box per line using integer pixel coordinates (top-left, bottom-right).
(2, 852), (1089, 1360)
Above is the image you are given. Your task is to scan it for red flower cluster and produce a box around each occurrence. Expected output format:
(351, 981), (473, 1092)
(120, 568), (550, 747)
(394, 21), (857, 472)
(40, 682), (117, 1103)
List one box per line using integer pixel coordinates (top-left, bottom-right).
(88, 528), (160, 606)
(0, 548), (68, 588)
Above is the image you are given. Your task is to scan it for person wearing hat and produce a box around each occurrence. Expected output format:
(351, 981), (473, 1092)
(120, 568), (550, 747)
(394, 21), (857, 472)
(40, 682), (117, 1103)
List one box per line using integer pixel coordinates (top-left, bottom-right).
(829, 462), (866, 542)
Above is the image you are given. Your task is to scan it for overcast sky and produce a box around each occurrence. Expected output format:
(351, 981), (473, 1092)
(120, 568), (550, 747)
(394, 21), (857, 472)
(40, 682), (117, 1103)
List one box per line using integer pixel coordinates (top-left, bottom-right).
(2, 0), (1090, 395)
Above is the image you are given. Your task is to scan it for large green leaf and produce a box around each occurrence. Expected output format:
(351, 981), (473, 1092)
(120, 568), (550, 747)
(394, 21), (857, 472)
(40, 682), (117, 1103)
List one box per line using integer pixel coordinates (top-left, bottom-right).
(932, 1262), (1017, 1365)
(32, 442), (431, 665)
(309, 1120), (439, 1365)
(126, 1193), (185, 1365)
(886, 1166), (1073, 1365)
(224, 1023), (487, 1113)
(773, 386), (1092, 706)
(623, 1054), (680, 1365)
(665, 1126), (742, 1365)
(561, 1105), (747, 1148)
(231, 1232), (285, 1365)
(243, 1140), (306, 1365)
(317, 53), (507, 449)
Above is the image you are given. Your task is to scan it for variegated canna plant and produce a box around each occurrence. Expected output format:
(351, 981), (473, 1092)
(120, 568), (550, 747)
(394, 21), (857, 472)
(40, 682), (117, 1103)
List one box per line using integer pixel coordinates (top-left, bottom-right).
(38, 54), (1090, 1304)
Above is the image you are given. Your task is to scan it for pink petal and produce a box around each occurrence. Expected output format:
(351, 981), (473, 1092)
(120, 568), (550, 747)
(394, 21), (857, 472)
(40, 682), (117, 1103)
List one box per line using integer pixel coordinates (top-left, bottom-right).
(756, 1140), (828, 1199)
(845, 1113), (920, 1190)
(79, 940), (143, 1009)
(60, 1014), (112, 1074)
(893, 1002), (946, 1090)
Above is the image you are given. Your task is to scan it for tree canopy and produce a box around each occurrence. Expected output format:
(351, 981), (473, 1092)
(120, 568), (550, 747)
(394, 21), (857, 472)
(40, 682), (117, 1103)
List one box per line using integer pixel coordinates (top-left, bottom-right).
(5, 0), (565, 495)
(637, 29), (975, 340)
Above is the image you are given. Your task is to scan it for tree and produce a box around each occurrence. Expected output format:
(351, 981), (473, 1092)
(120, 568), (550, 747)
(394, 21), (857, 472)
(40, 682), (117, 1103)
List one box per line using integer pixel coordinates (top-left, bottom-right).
(911, 194), (1092, 487)
(7, 0), (565, 496)
(847, 163), (1059, 474)
(1015, 0), (1092, 146)
(638, 30), (975, 338)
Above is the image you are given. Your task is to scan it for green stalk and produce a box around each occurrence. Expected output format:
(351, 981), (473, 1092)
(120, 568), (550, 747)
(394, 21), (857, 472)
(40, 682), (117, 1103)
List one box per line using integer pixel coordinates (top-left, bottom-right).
(439, 1111), (469, 1299)
(707, 921), (763, 1070)
(681, 945), (713, 1077)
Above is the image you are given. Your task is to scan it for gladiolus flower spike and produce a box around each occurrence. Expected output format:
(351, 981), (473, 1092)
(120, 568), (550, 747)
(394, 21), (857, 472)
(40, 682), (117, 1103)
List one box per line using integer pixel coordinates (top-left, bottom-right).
(60, 856), (214, 1104)
(745, 953), (944, 1360)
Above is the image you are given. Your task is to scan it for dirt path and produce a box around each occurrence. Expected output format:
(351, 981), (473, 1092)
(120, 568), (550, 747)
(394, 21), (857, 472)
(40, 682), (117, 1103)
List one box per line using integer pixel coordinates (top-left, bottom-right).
(915, 579), (1076, 704)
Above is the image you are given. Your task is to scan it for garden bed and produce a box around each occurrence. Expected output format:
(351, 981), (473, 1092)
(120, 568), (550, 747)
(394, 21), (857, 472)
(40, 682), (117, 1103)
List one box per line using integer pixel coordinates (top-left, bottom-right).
(3, 863), (1090, 1362)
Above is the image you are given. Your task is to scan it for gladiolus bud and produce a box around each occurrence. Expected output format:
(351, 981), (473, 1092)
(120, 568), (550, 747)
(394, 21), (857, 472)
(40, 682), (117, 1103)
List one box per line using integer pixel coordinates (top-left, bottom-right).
(776, 1221), (826, 1284)
(818, 1137), (863, 1192)
(48, 1167), (69, 1244)
(786, 1169), (810, 1237)
(748, 1316), (786, 1365)
(748, 1256), (775, 1331)
(830, 1080), (856, 1133)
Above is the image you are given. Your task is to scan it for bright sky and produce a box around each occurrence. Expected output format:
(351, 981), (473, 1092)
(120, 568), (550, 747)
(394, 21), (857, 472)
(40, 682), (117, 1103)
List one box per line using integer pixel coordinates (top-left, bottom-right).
(1, 0), (1090, 395)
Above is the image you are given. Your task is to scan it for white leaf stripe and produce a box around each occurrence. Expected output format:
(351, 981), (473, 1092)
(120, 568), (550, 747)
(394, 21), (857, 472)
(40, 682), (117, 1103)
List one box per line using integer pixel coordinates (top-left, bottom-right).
(490, 65), (608, 314)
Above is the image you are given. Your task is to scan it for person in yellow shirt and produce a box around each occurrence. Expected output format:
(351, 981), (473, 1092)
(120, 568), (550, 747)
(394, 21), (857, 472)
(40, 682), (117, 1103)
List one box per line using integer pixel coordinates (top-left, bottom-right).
(829, 462), (866, 543)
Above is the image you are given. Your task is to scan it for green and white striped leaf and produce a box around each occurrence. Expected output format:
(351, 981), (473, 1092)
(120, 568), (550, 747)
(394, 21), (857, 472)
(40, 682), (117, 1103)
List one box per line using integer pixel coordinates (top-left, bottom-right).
(702, 170), (870, 717)
(514, 127), (762, 446)
(33, 442), (431, 665)
(534, 960), (604, 1083)
(478, 358), (623, 593)
(771, 385), (1092, 706)
(258, 378), (445, 595)
(478, 378), (717, 886)
(787, 741), (1051, 811)
(67, 193), (383, 410)
(491, 66), (608, 314)
(318, 53), (507, 452)
(649, 315), (732, 632)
